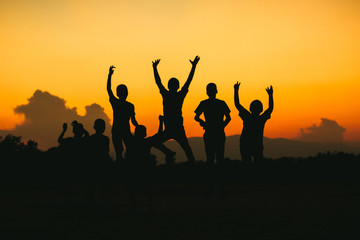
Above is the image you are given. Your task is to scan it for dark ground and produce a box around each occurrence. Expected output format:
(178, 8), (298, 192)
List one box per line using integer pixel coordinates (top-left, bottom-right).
(1, 142), (359, 240)
(1, 182), (359, 240)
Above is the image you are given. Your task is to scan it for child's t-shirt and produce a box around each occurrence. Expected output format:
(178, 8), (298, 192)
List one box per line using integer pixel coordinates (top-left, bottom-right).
(194, 98), (230, 133)
(239, 108), (271, 150)
(109, 96), (135, 133)
(160, 87), (188, 129)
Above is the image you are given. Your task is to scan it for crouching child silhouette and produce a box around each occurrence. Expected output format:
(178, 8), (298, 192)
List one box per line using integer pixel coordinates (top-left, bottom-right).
(125, 115), (166, 212)
(234, 82), (274, 168)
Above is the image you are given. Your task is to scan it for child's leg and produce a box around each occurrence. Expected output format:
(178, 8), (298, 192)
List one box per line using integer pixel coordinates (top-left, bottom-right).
(253, 149), (265, 181)
(174, 129), (195, 163)
(240, 147), (252, 166)
(214, 132), (226, 165)
(122, 131), (133, 152)
(253, 149), (264, 166)
(204, 132), (216, 164)
(112, 133), (124, 162)
(151, 131), (175, 156)
(214, 133), (226, 198)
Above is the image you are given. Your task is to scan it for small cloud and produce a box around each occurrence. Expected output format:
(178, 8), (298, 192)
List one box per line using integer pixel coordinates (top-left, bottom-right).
(297, 118), (345, 142)
(0, 90), (111, 149)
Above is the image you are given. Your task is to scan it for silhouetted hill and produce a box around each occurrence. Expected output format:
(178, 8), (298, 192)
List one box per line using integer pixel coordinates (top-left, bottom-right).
(263, 137), (360, 158)
(152, 135), (360, 163)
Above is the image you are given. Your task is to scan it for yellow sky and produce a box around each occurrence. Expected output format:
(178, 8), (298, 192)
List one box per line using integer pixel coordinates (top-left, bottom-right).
(1, 0), (360, 141)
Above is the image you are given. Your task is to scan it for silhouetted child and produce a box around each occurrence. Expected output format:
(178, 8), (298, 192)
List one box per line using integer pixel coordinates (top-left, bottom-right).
(234, 82), (274, 166)
(88, 118), (110, 163)
(195, 83), (231, 198)
(151, 56), (200, 163)
(125, 115), (165, 212)
(88, 118), (111, 204)
(126, 116), (165, 168)
(58, 120), (89, 152)
(195, 83), (231, 164)
(58, 120), (89, 201)
(107, 65), (139, 163)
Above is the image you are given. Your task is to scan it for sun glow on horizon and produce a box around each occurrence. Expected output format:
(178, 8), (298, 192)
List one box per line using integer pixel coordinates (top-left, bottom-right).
(1, 0), (360, 142)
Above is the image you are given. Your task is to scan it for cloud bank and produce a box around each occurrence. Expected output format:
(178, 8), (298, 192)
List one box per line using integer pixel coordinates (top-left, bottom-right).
(0, 90), (111, 149)
(297, 118), (345, 142)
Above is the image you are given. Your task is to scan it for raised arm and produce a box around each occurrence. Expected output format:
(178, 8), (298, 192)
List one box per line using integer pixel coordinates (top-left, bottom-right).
(234, 82), (250, 117)
(107, 65), (116, 99)
(182, 56), (200, 90)
(234, 82), (243, 111)
(58, 123), (67, 143)
(263, 85), (274, 115)
(152, 59), (166, 92)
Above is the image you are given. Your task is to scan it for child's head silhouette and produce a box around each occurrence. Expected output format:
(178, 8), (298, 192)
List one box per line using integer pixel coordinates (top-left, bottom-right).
(168, 78), (179, 92)
(206, 83), (217, 98)
(135, 125), (147, 138)
(250, 100), (263, 116)
(94, 118), (105, 134)
(71, 121), (85, 137)
(116, 84), (128, 100)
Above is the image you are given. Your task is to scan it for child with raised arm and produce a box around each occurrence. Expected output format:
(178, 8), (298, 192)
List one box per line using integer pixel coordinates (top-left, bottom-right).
(107, 65), (138, 162)
(58, 121), (89, 184)
(58, 120), (89, 147)
(151, 56), (200, 163)
(234, 82), (273, 165)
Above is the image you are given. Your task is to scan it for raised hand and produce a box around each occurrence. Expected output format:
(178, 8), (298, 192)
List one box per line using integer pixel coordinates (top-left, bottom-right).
(152, 59), (161, 68)
(266, 85), (273, 95)
(159, 115), (165, 122)
(62, 123), (67, 131)
(234, 81), (241, 91)
(190, 55), (200, 66)
(109, 65), (116, 75)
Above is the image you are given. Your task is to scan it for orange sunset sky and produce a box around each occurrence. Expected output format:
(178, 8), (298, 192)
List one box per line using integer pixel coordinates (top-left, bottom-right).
(1, 0), (360, 142)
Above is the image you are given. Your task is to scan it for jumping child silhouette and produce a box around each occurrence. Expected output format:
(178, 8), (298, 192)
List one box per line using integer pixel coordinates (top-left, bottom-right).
(151, 56), (200, 163)
(107, 65), (139, 162)
(234, 82), (274, 165)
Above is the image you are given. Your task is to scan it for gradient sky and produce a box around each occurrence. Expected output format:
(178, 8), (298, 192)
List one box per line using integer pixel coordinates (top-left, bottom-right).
(1, 0), (360, 141)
